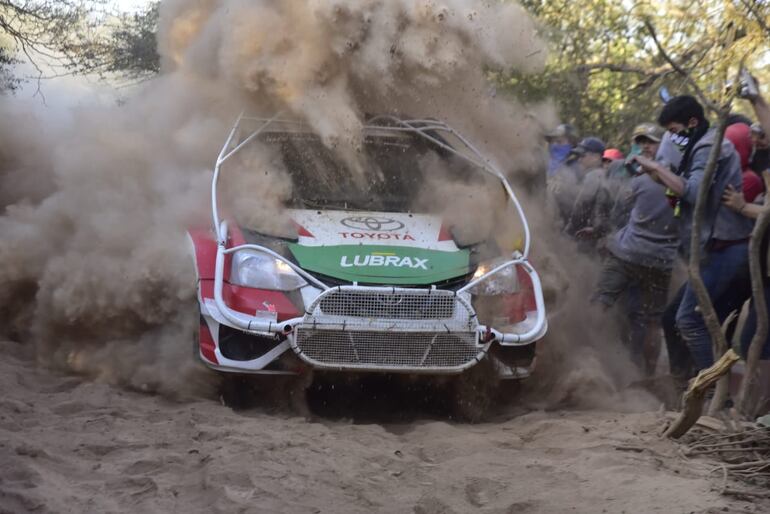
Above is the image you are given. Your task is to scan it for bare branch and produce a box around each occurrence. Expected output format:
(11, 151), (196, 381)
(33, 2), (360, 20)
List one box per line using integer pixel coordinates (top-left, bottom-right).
(740, 0), (770, 39)
(643, 19), (721, 114)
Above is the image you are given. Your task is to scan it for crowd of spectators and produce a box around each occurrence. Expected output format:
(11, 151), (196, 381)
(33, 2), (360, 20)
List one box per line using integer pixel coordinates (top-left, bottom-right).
(545, 88), (770, 396)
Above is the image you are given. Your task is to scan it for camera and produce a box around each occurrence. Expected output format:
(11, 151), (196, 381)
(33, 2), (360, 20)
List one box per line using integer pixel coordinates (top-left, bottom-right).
(726, 68), (759, 100)
(624, 159), (642, 175)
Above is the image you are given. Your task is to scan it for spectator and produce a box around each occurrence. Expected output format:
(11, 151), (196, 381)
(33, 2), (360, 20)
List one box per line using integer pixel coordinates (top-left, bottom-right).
(564, 137), (611, 244)
(726, 123), (764, 204)
(721, 82), (770, 362)
(546, 127), (583, 228)
(722, 185), (770, 360)
(632, 123), (664, 161)
(632, 95), (753, 373)
(603, 148), (625, 168)
(662, 121), (765, 379)
(593, 128), (678, 374)
(605, 124), (665, 232)
(546, 124), (579, 177)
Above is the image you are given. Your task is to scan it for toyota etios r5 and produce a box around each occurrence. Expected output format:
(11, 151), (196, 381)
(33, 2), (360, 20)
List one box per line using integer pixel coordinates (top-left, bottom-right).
(188, 114), (547, 417)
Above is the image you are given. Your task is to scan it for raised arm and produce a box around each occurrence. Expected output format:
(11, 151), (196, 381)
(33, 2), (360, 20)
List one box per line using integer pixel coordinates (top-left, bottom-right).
(631, 154), (686, 196)
(751, 94), (770, 136)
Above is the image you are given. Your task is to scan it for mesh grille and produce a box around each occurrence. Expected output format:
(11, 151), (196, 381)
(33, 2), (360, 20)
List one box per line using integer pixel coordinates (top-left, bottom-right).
(294, 329), (480, 369)
(318, 290), (456, 320)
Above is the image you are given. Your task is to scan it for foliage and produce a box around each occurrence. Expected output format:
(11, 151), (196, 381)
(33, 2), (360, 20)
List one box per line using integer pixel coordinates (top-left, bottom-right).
(87, 2), (160, 80)
(0, 0), (160, 92)
(506, 0), (770, 147)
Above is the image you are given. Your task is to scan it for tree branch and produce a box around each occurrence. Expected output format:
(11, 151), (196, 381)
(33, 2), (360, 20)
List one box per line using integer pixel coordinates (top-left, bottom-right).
(644, 19), (721, 114)
(739, 0), (770, 39)
(738, 171), (770, 415)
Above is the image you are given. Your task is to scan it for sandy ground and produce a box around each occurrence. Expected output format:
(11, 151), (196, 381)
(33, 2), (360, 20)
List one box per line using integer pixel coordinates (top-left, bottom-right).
(0, 340), (767, 514)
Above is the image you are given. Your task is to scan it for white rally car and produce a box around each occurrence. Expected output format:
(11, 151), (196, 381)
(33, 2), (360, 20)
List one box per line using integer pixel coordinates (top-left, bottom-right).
(188, 114), (547, 417)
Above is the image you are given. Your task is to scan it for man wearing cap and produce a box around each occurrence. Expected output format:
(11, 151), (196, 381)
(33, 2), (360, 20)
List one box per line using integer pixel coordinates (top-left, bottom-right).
(593, 123), (679, 374)
(564, 137), (612, 244)
(633, 123), (664, 160)
(603, 148), (625, 168)
(547, 126), (583, 229)
(605, 124), (667, 230)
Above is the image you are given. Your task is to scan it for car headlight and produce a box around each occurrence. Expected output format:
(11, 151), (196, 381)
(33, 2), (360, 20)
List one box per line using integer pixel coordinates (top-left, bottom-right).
(468, 258), (520, 296)
(230, 250), (307, 291)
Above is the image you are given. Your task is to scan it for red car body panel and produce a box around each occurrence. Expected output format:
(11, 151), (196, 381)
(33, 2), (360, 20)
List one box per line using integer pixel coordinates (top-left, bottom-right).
(198, 280), (300, 321)
(190, 223), (302, 366)
(199, 318), (218, 365)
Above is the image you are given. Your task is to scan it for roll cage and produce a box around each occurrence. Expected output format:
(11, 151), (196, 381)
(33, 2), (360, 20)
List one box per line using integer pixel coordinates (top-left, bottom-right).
(208, 113), (546, 346)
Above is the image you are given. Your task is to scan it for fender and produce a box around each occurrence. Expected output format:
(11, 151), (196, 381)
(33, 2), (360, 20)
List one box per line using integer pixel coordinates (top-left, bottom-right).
(199, 280), (300, 322)
(187, 222), (247, 281)
(187, 227), (218, 280)
(190, 223), (301, 321)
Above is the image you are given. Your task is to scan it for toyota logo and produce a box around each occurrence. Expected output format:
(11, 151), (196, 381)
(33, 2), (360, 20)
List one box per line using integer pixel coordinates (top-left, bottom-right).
(340, 216), (405, 232)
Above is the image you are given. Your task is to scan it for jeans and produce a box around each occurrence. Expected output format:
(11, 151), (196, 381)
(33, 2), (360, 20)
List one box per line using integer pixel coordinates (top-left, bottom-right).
(675, 241), (750, 371)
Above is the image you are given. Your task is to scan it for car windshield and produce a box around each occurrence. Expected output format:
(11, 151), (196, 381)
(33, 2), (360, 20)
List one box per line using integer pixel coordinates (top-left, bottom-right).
(259, 130), (467, 212)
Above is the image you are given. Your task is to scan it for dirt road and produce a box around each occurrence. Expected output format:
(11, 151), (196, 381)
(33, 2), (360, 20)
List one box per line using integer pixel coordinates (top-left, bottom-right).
(0, 340), (764, 514)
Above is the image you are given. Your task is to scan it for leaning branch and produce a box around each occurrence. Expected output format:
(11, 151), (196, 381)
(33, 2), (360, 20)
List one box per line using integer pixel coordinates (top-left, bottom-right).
(665, 349), (741, 438)
(738, 171), (770, 415)
(574, 63), (668, 76)
(686, 108), (732, 384)
(739, 0), (770, 39)
(644, 20), (721, 114)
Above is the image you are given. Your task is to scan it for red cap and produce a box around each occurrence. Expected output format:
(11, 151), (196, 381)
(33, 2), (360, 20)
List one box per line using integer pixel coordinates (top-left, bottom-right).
(603, 148), (624, 161)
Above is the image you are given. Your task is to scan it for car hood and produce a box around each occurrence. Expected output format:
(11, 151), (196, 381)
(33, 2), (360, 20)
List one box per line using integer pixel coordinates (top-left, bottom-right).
(288, 209), (471, 285)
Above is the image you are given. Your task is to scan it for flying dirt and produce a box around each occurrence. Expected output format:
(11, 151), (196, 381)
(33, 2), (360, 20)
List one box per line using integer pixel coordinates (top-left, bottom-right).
(0, 1), (764, 512)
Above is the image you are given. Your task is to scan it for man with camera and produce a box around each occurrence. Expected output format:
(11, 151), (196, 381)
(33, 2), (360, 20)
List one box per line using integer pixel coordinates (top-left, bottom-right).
(592, 122), (679, 374)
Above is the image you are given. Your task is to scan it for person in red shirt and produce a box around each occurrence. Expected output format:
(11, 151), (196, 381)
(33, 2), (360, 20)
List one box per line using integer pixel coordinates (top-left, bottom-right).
(725, 123), (763, 203)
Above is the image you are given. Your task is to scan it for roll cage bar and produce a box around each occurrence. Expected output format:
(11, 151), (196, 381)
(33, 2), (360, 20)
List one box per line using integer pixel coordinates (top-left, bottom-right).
(208, 113), (546, 346)
(212, 113), (532, 259)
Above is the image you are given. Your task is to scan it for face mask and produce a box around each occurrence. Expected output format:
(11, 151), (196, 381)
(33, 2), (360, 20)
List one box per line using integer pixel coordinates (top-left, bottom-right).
(549, 143), (572, 158)
(547, 144), (574, 174)
(669, 131), (689, 153)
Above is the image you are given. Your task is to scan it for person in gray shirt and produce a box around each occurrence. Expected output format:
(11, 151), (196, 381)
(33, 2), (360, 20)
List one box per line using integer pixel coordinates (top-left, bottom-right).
(632, 95), (753, 373)
(563, 137), (611, 247)
(593, 128), (679, 374)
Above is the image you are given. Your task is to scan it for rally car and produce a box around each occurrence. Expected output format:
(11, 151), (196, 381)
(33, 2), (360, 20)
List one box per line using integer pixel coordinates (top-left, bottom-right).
(188, 114), (547, 416)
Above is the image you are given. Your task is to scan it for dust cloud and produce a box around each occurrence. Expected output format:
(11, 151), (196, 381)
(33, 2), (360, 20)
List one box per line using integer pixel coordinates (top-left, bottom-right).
(0, 0), (646, 410)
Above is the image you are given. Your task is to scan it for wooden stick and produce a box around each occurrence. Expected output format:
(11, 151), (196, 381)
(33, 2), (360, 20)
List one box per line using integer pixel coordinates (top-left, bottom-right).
(664, 349), (741, 439)
(680, 109), (733, 415)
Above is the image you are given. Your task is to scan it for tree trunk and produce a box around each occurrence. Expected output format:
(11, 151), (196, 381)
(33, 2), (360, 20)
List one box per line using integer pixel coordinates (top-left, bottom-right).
(683, 112), (732, 416)
(737, 171), (770, 415)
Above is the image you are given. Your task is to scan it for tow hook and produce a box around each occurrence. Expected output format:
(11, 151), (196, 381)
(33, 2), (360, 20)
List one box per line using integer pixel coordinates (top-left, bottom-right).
(482, 327), (495, 343)
(276, 324), (294, 342)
